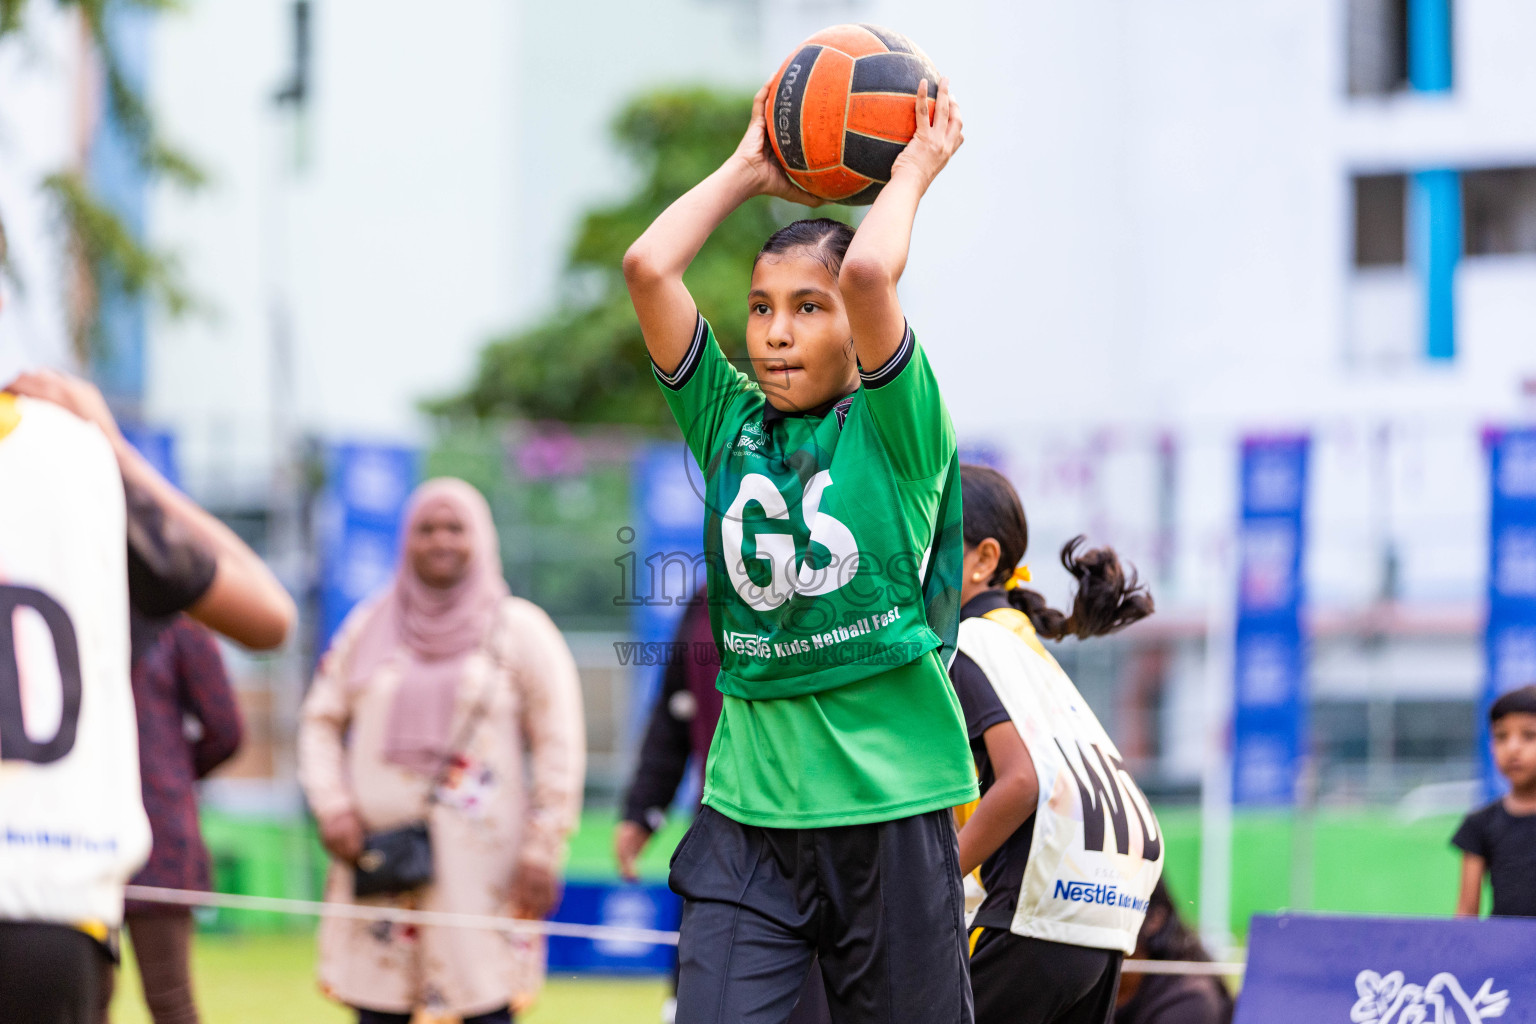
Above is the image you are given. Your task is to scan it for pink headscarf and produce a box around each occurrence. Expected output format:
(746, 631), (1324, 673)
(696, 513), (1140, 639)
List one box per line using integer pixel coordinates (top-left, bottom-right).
(348, 478), (510, 775)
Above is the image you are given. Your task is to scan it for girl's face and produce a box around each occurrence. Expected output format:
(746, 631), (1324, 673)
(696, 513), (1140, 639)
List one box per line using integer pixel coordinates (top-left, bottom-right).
(746, 251), (859, 413)
(408, 503), (473, 589)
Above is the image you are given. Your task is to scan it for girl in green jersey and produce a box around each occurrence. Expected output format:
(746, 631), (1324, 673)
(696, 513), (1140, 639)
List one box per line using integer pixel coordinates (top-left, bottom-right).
(624, 76), (975, 1024)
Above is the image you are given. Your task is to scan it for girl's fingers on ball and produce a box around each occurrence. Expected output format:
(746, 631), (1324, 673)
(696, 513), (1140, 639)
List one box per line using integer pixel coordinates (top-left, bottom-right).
(933, 76), (951, 131)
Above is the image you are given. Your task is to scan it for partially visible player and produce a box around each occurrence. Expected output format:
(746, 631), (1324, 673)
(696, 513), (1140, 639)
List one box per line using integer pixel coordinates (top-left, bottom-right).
(0, 214), (294, 1021)
(0, 392), (147, 1020)
(951, 465), (1162, 1024)
(1454, 684), (1536, 918)
(624, 77), (975, 1023)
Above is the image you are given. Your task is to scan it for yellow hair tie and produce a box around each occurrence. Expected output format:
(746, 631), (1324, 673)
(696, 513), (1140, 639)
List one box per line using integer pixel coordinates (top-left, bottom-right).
(1004, 565), (1032, 589)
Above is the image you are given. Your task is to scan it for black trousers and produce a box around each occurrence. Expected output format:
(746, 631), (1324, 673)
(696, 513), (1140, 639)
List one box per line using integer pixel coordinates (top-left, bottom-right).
(0, 921), (112, 1024)
(669, 806), (973, 1024)
(970, 929), (1121, 1024)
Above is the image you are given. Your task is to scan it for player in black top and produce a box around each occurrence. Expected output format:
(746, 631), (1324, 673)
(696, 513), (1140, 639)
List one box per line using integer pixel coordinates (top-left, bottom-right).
(1454, 684), (1536, 917)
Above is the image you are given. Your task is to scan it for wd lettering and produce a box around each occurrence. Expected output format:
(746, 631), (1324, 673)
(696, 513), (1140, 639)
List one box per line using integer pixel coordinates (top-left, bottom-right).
(0, 584), (84, 765)
(1055, 738), (1162, 862)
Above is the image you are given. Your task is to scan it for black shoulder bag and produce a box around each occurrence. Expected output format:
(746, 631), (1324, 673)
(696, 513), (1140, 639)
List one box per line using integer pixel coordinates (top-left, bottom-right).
(352, 619), (503, 899)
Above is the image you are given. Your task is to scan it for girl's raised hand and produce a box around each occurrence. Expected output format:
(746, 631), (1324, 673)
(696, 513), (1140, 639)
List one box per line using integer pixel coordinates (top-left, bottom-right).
(729, 79), (824, 207)
(890, 76), (964, 190)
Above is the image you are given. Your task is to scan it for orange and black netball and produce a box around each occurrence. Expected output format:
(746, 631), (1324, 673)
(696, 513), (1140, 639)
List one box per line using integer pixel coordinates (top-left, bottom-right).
(767, 24), (939, 205)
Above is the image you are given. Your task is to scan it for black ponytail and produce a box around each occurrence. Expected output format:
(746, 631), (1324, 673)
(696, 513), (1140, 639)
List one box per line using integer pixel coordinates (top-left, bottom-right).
(755, 218), (855, 278)
(959, 464), (1154, 641)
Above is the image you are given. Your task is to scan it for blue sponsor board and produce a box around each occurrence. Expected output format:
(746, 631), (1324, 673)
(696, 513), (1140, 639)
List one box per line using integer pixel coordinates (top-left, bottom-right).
(627, 443), (706, 734)
(547, 881), (681, 975)
(1484, 429), (1536, 797)
(1236, 913), (1536, 1023)
(318, 442), (419, 649)
(1232, 436), (1310, 806)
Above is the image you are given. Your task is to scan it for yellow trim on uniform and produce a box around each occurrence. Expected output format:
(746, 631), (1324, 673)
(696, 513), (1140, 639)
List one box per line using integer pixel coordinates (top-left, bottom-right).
(0, 393), (19, 442)
(75, 919), (109, 943)
(981, 606), (1057, 663)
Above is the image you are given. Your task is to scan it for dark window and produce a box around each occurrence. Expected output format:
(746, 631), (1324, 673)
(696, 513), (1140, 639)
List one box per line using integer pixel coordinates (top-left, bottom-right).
(1313, 700), (1370, 762)
(1354, 174), (1408, 267)
(1347, 0), (1409, 96)
(1463, 168), (1536, 256)
(1394, 700), (1478, 762)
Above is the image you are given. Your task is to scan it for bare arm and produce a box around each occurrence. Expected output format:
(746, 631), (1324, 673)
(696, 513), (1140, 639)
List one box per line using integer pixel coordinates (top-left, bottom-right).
(839, 77), (964, 371)
(957, 720), (1039, 876)
(7, 371), (295, 649)
(623, 80), (819, 375)
(1456, 853), (1485, 917)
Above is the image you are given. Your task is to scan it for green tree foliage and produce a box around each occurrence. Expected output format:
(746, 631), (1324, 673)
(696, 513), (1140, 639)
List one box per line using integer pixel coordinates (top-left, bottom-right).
(1, 0), (202, 360)
(430, 87), (842, 429)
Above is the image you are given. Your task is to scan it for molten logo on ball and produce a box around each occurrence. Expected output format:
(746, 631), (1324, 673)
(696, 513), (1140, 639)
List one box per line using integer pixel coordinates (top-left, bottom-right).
(767, 24), (938, 205)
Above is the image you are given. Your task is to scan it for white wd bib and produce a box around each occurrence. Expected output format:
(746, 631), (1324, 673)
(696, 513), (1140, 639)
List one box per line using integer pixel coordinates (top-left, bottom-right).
(958, 607), (1162, 954)
(0, 398), (149, 927)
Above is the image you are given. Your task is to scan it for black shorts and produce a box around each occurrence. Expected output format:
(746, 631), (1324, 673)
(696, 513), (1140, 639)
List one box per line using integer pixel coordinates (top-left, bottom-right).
(0, 920), (113, 1024)
(970, 928), (1122, 1024)
(669, 805), (973, 1024)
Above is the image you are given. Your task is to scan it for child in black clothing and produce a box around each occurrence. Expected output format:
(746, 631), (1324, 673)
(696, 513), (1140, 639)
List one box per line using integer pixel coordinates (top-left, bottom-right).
(1453, 684), (1536, 917)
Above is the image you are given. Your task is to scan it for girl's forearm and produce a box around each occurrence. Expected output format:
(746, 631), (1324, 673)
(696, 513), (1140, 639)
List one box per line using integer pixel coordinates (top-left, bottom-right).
(957, 773), (1038, 876)
(840, 168), (927, 285)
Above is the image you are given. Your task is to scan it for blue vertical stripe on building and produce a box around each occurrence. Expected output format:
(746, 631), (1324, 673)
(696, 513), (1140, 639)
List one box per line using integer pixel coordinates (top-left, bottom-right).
(1411, 169), (1460, 362)
(1407, 0), (1454, 93)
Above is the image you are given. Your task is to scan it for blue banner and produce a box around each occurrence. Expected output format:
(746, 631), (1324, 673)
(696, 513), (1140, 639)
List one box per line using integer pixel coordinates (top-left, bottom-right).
(318, 442), (419, 650)
(547, 881), (681, 974)
(1233, 436), (1310, 806)
(119, 423), (179, 490)
(626, 443), (706, 735)
(1236, 913), (1536, 1023)
(1484, 429), (1536, 797)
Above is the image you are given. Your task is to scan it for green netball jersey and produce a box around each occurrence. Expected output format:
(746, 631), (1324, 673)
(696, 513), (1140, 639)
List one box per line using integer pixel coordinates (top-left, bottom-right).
(655, 315), (978, 827)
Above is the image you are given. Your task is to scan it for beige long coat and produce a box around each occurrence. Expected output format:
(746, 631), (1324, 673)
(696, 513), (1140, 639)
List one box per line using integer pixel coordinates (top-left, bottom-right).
(298, 596), (585, 1018)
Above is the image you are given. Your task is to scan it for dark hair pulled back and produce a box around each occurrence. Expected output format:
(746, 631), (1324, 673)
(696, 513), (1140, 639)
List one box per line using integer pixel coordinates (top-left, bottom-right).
(755, 218), (855, 278)
(959, 463), (1154, 641)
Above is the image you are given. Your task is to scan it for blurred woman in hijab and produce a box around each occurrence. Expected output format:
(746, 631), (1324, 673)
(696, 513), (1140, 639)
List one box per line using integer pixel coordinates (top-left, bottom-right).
(300, 478), (585, 1024)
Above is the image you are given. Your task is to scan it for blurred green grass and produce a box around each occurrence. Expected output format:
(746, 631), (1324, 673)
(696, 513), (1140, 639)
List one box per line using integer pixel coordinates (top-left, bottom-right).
(110, 931), (669, 1024)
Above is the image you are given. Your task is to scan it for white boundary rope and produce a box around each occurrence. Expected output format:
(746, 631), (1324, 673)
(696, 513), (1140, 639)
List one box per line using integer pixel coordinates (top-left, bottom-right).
(124, 886), (681, 947)
(124, 886), (1245, 975)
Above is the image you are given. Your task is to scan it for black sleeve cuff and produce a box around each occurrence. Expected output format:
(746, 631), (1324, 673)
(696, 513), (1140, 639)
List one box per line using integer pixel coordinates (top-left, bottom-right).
(858, 321), (914, 390)
(652, 314), (708, 392)
(125, 480), (218, 617)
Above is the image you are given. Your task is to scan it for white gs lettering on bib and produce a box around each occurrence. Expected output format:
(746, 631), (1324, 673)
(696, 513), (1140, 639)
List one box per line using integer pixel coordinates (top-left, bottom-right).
(721, 471), (860, 610)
